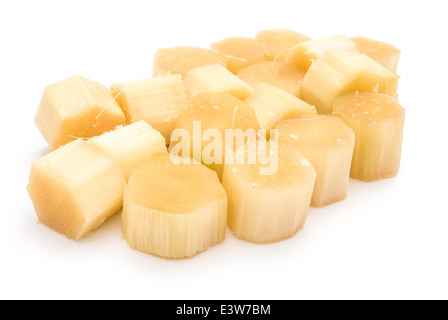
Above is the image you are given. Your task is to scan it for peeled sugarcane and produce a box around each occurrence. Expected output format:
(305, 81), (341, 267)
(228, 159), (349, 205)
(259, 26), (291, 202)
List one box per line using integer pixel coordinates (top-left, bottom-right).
(111, 74), (188, 142)
(352, 37), (401, 72)
(122, 154), (227, 259)
(170, 92), (259, 179)
(89, 121), (167, 181)
(183, 64), (254, 100)
(276, 115), (355, 207)
(153, 46), (227, 78)
(286, 34), (358, 71)
(333, 92), (405, 181)
(211, 37), (265, 74)
(300, 48), (398, 114)
(237, 61), (306, 97)
(245, 83), (316, 137)
(255, 29), (310, 62)
(35, 75), (126, 150)
(28, 139), (126, 240)
(222, 140), (316, 243)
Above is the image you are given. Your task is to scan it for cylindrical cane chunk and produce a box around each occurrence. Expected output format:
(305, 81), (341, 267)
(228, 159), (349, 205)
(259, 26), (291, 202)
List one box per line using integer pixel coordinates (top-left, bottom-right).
(183, 64), (253, 100)
(153, 46), (227, 78)
(122, 154), (228, 259)
(255, 29), (310, 62)
(301, 49), (399, 114)
(286, 34), (359, 71)
(35, 75), (126, 150)
(27, 139), (126, 240)
(276, 115), (355, 207)
(237, 61), (306, 97)
(211, 37), (265, 74)
(351, 37), (401, 73)
(333, 92), (405, 181)
(110, 75), (188, 142)
(245, 83), (316, 135)
(89, 121), (167, 181)
(222, 142), (316, 243)
(170, 92), (259, 179)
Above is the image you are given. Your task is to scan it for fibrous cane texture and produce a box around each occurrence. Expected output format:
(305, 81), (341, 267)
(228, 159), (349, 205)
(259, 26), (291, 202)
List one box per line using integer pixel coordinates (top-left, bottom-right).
(28, 139), (125, 240)
(222, 141), (316, 243)
(276, 115), (355, 207)
(111, 75), (188, 142)
(35, 75), (126, 150)
(122, 154), (227, 259)
(333, 92), (405, 182)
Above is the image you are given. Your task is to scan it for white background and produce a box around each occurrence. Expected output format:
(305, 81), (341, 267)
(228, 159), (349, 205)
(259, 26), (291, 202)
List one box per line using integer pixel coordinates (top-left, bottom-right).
(1, 0), (447, 300)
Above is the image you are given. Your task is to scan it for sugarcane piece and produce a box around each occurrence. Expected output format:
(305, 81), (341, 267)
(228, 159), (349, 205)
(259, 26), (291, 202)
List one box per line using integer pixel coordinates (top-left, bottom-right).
(110, 74), (188, 142)
(169, 92), (259, 179)
(153, 46), (227, 78)
(244, 83), (316, 137)
(237, 61), (306, 97)
(351, 37), (401, 73)
(301, 48), (399, 114)
(27, 139), (126, 240)
(285, 34), (359, 71)
(333, 92), (405, 182)
(222, 141), (316, 243)
(211, 37), (265, 74)
(276, 115), (355, 207)
(255, 29), (310, 62)
(89, 121), (167, 181)
(35, 75), (126, 150)
(183, 64), (253, 100)
(122, 154), (227, 259)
